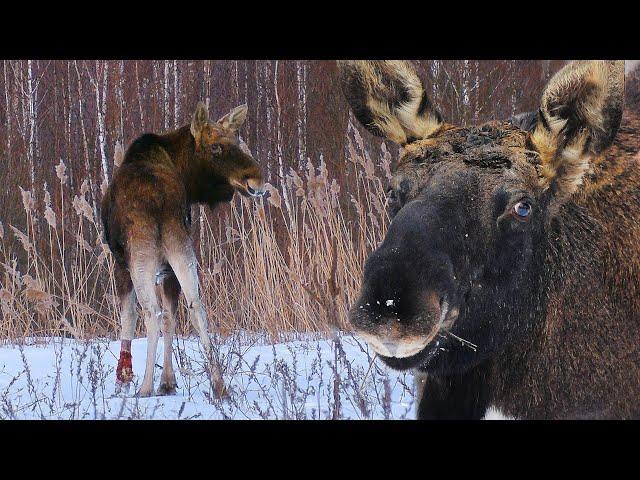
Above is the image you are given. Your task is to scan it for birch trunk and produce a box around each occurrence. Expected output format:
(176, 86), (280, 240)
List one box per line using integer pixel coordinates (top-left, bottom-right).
(3, 61), (11, 155)
(73, 61), (98, 217)
(174, 60), (180, 127)
(27, 60), (37, 189)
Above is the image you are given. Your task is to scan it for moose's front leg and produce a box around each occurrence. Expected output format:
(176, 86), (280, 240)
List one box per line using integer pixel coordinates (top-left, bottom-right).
(415, 365), (490, 420)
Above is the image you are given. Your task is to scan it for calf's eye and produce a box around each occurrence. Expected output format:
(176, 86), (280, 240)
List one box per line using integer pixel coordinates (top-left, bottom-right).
(512, 201), (531, 220)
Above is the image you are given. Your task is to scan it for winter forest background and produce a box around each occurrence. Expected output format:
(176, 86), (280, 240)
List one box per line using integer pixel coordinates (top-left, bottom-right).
(1, 60), (639, 342)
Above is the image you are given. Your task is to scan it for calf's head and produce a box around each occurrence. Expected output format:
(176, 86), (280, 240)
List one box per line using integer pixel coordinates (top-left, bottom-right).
(340, 60), (624, 373)
(190, 101), (265, 197)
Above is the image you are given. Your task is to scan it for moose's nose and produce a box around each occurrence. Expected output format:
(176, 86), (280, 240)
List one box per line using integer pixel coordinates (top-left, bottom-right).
(247, 179), (266, 197)
(348, 199), (458, 356)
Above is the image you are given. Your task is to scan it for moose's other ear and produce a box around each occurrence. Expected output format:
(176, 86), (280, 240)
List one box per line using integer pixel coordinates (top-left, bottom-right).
(337, 60), (443, 145)
(509, 111), (539, 132)
(218, 104), (248, 132)
(190, 101), (209, 145)
(531, 60), (625, 198)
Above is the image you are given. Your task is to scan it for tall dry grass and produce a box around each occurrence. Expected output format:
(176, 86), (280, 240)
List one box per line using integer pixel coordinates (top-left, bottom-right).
(0, 129), (390, 343)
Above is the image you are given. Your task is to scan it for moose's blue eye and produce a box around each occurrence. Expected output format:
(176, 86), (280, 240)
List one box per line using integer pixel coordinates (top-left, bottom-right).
(513, 201), (531, 219)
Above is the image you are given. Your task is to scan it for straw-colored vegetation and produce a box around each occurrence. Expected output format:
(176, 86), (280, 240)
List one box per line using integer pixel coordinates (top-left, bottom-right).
(0, 129), (390, 343)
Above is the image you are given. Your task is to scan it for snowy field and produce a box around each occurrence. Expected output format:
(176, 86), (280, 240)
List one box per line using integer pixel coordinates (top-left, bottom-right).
(0, 332), (421, 420)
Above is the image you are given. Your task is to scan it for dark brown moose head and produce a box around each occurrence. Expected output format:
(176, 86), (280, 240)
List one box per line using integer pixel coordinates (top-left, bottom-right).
(190, 101), (266, 198)
(340, 60), (625, 373)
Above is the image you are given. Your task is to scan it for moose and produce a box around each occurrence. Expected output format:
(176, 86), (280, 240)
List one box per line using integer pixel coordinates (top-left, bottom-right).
(339, 60), (640, 419)
(101, 101), (265, 397)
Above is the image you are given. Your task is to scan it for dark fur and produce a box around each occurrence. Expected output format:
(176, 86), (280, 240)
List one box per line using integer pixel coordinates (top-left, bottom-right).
(342, 61), (639, 419)
(102, 122), (261, 271)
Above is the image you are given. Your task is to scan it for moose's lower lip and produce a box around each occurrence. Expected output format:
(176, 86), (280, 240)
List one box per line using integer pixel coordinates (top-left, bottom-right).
(247, 184), (265, 197)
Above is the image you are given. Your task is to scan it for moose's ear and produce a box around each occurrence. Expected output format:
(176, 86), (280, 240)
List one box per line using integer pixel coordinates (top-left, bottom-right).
(218, 104), (248, 132)
(337, 60), (443, 145)
(531, 60), (624, 199)
(190, 101), (209, 144)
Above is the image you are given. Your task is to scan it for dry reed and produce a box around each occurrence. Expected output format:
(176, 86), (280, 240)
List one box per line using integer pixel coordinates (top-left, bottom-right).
(0, 129), (390, 343)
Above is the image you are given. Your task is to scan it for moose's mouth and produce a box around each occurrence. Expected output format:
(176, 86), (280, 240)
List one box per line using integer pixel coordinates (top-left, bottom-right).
(350, 295), (461, 370)
(230, 178), (266, 197)
(246, 183), (266, 197)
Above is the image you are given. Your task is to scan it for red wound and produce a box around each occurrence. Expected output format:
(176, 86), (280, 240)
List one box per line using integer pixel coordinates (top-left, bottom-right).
(116, 350), (133, 383)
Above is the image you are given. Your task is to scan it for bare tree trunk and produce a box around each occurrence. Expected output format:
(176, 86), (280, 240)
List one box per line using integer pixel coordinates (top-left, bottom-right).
(199, 60), (213, 260)
(3, 61), (11, 155)
(27, 60), (37, 189)
(296, 60), (307, 168)
(117, 60), (125, 144)
(173, 60), (180, 127)
(135, 61), (145, 131)
(273, 60), (292, 214)
(73, 61), (98, 217)
(203, 60), (211, 108)
(164, 60), (170, 130)
(65, 62), (73, 179)
(86, 60), (110, 185)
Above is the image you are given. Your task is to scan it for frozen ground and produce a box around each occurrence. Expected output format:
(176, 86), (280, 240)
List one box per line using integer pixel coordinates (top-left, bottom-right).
(0, 332), (511, 420)
(0, 332), (421, 420)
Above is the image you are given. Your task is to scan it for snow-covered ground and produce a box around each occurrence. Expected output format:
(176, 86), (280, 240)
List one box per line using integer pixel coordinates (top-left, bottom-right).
(0, 333), (420, 420)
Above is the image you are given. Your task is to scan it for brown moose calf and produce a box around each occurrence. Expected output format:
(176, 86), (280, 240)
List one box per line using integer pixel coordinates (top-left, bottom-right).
(101, 102), (265, 397)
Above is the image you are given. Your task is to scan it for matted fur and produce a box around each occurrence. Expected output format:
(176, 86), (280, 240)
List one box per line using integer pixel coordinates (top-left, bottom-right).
(341, 60), (638, 419)
(531, 60), (625, 198)
(337, 60), (443, 145)
(101, 101), (264, 397)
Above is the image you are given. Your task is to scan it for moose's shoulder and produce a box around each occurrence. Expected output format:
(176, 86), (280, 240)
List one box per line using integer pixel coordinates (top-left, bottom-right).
(121, 132), (175, 166)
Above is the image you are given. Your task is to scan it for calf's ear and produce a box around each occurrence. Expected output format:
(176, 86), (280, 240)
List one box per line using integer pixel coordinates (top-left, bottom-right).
(190, 101), (209, 145)
(218, 104), (248, 132)
(337, 60), (443, 145)
(531, 60), (624, 200)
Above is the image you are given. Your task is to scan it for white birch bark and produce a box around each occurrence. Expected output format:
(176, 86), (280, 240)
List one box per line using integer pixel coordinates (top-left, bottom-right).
(164, 60), (170, 130)
(174, 60), (180, 127)
(3, 61), (11, 155)
(73, 61), (98, 217)
(135, 61), (145, 130)
(27, 60), (37, 189)
(117, 60), (125, 143)
(296, 60), (307, 168)
(273, 60), (292, 214)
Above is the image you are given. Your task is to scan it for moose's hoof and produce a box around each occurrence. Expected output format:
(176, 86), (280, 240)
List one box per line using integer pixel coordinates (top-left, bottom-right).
(136, 386), (154, 398)
(158, 382), (177, 396)
(213, 381), (230, 400)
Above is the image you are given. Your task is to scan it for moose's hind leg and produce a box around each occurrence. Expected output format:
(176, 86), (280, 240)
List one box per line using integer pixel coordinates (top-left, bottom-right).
(115, 263), (137, 387)
(164, 238), (227, 399)
(129, 253), (163, 397)
(158, 270), (180, 395)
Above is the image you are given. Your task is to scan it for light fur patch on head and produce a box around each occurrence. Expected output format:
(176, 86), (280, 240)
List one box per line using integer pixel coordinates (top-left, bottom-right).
(530, 60), (624, 198)
(339, 60), (443, 145)
(368, 61), (442, 143)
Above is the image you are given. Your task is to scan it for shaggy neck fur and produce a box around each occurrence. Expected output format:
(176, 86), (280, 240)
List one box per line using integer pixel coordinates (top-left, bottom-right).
(490, 110), (640, 419)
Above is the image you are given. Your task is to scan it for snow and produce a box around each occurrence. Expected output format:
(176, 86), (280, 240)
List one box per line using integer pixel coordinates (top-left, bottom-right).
(0, 333), (510, 420)
(0, 333), (417, 420)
